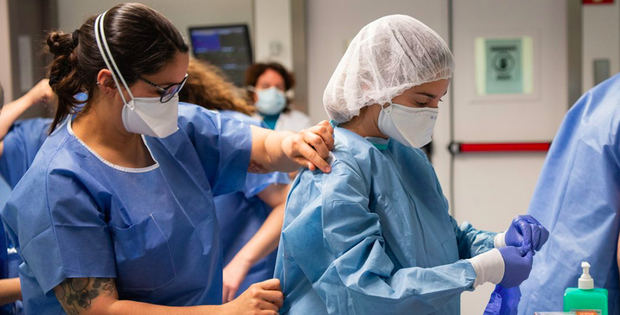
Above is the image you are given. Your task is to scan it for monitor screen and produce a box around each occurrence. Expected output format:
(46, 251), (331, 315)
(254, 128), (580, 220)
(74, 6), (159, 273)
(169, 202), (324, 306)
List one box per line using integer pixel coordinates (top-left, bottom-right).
(188, 24), (253, 87)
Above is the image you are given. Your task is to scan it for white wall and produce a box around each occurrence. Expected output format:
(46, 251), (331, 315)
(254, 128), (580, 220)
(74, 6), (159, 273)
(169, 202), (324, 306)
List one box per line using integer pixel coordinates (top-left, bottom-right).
(582, 1), (620, 91)
(57, 0), (254, 51)
(253, 0), (293, 69)
(0, 0), (12, 103)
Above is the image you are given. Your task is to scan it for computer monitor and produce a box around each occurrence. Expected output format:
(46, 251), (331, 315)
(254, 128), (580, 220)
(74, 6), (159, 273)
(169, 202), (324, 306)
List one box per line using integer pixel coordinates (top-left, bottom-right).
(188, 24), (253, 87)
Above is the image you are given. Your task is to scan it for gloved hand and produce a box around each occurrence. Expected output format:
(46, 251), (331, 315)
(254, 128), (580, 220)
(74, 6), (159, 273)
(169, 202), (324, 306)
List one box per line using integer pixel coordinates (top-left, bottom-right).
(505, 215), (549, 254)
(498, 246), (533, 288)
(483, 284), (521, 315)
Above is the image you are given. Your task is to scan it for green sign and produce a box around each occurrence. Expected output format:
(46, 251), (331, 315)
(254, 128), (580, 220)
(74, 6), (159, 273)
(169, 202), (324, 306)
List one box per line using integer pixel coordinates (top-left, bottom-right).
(475, 37), (533, 95)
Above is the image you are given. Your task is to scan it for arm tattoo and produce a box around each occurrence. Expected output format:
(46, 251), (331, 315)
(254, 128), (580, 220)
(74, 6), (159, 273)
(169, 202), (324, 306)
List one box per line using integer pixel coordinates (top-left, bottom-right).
(55, 278), (116, 315)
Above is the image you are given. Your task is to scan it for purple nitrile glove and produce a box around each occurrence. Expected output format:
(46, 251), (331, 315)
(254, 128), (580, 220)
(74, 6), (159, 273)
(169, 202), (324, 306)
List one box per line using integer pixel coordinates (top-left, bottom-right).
(483, 284), (522, 315)
(498, 246), (533, 288)
(505, 215), (550, 254)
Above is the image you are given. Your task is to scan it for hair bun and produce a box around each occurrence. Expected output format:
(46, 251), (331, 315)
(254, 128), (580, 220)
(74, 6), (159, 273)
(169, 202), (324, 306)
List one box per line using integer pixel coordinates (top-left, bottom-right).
(46, 31), (75, 56)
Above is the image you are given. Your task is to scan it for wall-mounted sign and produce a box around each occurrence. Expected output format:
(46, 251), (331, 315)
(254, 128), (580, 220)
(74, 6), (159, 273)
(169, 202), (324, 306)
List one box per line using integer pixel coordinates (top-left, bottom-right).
(475, 36), (533, 95)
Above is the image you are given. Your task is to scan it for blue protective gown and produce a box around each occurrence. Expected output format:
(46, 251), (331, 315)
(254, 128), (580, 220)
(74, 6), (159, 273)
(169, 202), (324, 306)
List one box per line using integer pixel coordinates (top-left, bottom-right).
(214, 110), (289, 296)
(274, 127), (497, 315)
(1, 103), (253, 314)
(518, 74), (620, 315)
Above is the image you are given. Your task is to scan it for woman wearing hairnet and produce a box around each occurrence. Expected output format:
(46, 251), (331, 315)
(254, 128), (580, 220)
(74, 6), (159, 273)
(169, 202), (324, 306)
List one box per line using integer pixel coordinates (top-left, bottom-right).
(274, 15), (549, 314)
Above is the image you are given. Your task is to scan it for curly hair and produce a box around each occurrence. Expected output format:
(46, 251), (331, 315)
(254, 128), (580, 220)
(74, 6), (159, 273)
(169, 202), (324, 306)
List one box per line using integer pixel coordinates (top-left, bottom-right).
(179, 58), (255, 116)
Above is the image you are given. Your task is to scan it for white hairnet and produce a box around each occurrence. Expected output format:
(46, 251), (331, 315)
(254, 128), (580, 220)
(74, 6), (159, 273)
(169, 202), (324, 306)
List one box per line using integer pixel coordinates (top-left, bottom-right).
(323, 15), (454, 123)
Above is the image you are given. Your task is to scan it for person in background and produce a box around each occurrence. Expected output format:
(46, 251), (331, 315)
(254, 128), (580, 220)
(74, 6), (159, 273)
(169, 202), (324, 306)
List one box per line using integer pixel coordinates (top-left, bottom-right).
(518, 73), (620, 315)
(0, 79), (57, 314)
(245, 62), (311, 132)
(274, 14), (549, 315)
(180, 58), (290, 302)
(1, 3), (333, 314)
(0, 79), (55, 188)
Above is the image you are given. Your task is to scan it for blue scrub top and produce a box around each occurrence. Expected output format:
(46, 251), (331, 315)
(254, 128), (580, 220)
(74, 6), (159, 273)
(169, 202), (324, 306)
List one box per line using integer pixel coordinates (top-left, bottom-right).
(274, 127), (497, 315)
(0, 118), (51, 315)
(519, 74), (620, 315)
(0, 118), (51, 189)
(260, 113), (279, 130)
(1, 103), (253, 314)
(214, 110), (289, 296)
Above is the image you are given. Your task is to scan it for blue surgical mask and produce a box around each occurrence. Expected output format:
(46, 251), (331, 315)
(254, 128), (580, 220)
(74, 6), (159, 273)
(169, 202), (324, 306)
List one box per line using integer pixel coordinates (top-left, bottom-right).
(255, 87), (286, 115)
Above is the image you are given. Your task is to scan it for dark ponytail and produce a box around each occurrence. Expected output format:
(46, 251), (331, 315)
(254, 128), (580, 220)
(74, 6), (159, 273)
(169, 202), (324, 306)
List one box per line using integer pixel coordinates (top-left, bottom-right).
(45, 2), (188, 132)
(46, 30), (82, 133)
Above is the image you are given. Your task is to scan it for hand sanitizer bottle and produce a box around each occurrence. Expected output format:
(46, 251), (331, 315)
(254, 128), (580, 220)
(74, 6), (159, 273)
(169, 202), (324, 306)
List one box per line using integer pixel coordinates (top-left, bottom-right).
(563, 261), (608, 315)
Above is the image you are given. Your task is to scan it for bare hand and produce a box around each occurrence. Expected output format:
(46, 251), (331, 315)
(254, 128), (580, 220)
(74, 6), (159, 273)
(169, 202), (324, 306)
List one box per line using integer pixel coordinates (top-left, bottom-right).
(222, 257), (252, 303)
(222, 278), (283, 315)
(281, 120), (334, 173)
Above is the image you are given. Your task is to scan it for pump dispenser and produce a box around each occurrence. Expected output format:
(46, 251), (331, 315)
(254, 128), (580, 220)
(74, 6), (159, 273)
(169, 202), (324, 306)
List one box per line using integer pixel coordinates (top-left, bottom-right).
(563, 261), (608, 315)
(578, 262), (594, 290)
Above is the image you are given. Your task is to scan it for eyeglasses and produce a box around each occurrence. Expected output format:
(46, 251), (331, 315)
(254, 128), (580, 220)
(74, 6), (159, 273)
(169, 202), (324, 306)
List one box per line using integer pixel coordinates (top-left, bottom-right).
(139, 74), (188, 103)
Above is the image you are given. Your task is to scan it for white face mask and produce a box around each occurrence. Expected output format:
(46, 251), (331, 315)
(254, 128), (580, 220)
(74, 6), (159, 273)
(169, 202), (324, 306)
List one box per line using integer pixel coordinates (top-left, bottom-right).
(94, 11), (179, 138)
(377, 103), (438, 148)
(121, 95), (179, 137)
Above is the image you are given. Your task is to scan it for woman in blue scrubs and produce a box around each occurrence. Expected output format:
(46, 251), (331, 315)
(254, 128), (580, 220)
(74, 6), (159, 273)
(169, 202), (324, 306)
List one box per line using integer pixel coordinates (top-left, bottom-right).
(180, 59), (290, 302)
(0, 79), (56, 314)
(1, 3), (333, 314)
(0, 79), (54, 189)
(274, 15), (547, 314)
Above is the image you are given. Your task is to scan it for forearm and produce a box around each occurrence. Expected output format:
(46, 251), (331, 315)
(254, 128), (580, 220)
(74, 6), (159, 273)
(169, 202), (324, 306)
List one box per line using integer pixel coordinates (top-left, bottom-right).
(452, 218), (496, 258)
(0, 93), (35, 139)
(250, 125), (298, 173)
(264, 131), (300, 172)
(312, 240), (475, 313)
(106, 300), (221, 315)
(233, 203), (284, 266)
(56, 278), (227, 315)
(0, 278), (21, 305)
(57, 277), (282, 315)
